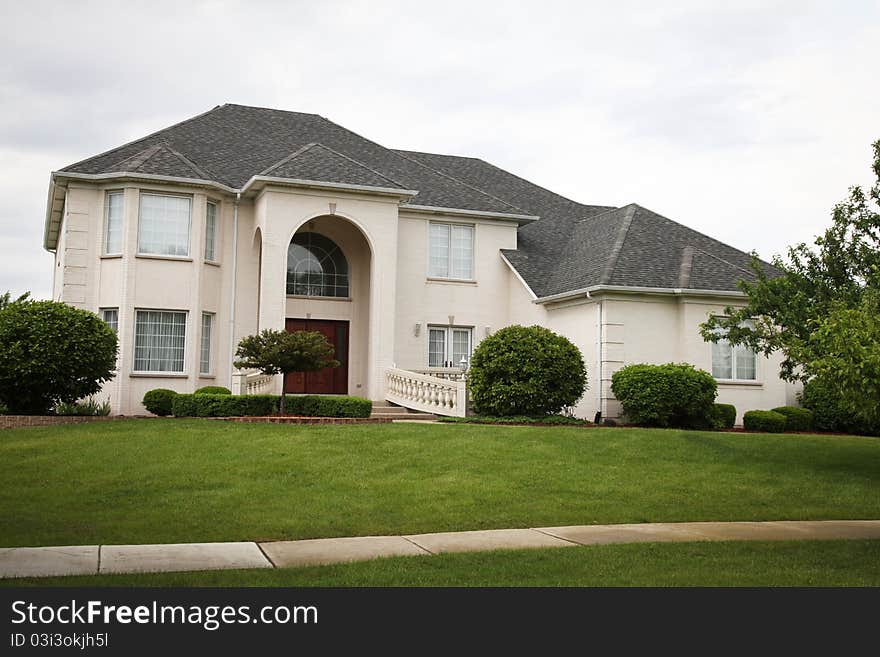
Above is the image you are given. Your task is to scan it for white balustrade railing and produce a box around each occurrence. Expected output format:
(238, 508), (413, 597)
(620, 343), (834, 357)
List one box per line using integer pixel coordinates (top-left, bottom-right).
(232, 370), (276, 396)
(385, 368), (467, 417)
(410, 368), (468, 381)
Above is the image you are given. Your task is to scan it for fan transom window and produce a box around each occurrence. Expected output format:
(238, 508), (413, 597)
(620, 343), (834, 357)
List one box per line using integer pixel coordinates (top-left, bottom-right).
(286, 233), (350, 298)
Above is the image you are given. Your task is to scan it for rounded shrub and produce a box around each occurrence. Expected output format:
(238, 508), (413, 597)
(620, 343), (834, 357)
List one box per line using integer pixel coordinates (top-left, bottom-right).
(711, 403), (737, 429)
(194, 386), (232, 395)
(771, 406), (814, 432)
(0, 300), (117, 414)
(610, 363), (717, 428)
(142, 389), (177, 416)
(743, 410), (787, 433)
(468, 325), (587, 417)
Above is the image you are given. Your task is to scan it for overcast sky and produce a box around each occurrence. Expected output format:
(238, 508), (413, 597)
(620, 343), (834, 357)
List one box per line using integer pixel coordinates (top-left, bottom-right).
(2, 0), (878, 299)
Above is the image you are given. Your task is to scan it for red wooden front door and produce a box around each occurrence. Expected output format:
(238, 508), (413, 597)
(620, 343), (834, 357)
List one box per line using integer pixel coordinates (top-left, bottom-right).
(284, 319), (349, 395)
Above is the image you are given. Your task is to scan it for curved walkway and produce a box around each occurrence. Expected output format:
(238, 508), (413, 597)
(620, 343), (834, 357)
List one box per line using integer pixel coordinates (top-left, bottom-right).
(3, 520), (880, 579)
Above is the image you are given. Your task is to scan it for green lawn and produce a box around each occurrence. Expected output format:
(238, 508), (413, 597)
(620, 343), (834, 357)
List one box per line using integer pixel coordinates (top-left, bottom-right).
(5, 540), (880, 587)
(1, 419), (879, 547)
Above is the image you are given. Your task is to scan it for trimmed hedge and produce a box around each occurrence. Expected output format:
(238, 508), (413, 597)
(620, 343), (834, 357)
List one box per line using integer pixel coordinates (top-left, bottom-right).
(171, 394), (372, 418)
(771, 406), (814, 432)
(743, 410), (787, 433)
(610, 363), (717, 428)
(194, 386), (232, 395)
(711, 403), (737, 429)
(283, 395), (372, 418)
(143, 389), (177, 417)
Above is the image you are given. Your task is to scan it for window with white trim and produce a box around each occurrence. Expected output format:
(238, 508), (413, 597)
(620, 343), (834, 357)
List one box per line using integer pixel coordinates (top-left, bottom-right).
(134, 310), (187, 373)
(205, 201), (218, 261)
(137, 193), (192, 257)
(101, 308), (118, 333)
(711, 319), (757, 381)
(200, 312), (214, 375)
(427, 326), (473, 368)
(428, 223), (474, 280)
(104, 191), (123, 255)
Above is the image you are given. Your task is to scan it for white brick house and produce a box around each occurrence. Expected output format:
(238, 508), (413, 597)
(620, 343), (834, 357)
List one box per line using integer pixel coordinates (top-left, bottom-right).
(43, 104), (797, 419)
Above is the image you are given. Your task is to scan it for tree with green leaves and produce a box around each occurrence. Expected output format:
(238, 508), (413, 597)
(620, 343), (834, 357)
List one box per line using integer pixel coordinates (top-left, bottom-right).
(0, 291), (30, 310)
(234, 329), (339, 414)
(701, 140), (880, 429)
(0, 298), (117, 414)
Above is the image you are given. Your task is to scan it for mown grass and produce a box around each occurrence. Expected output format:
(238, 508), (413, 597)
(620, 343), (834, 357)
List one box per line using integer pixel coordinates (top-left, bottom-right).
(5, 540), (880, 587)
(1, 419), (879, 547)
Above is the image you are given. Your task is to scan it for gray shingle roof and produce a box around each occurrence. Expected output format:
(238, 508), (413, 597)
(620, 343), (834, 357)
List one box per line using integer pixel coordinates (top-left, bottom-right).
(58, 103), (773, 296)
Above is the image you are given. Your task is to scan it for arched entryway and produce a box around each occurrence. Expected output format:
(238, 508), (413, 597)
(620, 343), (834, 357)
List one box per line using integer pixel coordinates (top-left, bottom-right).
(283, 216), (372, 395)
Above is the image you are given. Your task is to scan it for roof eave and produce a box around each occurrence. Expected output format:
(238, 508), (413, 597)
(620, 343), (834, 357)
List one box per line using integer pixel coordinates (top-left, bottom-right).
(534, 284), (747, 305)
(242, 175), (419, 199)
(401, 203), (539, 225)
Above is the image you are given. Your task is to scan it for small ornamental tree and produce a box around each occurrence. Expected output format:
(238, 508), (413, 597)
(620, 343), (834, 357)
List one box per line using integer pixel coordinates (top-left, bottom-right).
(468, 325), (587, 417)
(0, 298), (118, 414)
(234, 329), (339, 414)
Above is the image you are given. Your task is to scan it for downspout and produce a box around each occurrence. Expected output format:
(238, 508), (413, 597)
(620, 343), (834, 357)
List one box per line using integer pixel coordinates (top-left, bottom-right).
(596, 300), (603, 420)
(227, 193), (240, 390)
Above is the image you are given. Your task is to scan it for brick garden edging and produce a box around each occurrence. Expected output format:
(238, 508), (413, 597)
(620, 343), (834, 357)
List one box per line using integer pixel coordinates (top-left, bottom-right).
(0, 416), (118, 430)
(211, 416), (392, 425)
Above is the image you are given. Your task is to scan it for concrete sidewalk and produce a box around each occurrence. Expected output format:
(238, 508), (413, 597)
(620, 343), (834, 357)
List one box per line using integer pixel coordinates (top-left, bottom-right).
(3, 520), (880, 579)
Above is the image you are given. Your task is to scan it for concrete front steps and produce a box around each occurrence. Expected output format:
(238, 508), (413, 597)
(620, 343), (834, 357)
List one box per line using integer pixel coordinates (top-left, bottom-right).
(370, 401), (437, 422)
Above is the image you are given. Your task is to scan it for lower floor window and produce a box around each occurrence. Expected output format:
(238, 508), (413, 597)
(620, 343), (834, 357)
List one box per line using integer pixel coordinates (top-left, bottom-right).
(712, 339), (757, 380)
(200, 312), (214, 375)
(134, 310), (187, 373)
(428, 326), (472, 368)
(100, 308), (118, 333)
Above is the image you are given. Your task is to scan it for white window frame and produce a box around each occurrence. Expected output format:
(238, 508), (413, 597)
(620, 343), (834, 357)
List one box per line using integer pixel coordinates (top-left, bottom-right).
(204, 200), (218, 262)
(100, 308), (119, 333)
(137, 192), (193, 257)
(104, 190), (124, 255)
(427, 325), (473, 368)
(427, 222), (475, 281)
(710, 318), (758, 382)
(200, 312), (214, 375)
(133, 309), (188, 374)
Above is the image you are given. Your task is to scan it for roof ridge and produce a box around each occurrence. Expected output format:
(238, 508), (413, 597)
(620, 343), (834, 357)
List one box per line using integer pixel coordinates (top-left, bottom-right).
(599, 204), (638, 285)
(678, 245), (695, 288)
(60, 105), (227, 174)
(573, 204), (626, 225)
(691, 245), (757, 279)
(164, 144), (215, 180)
(108, 144), (165, 171)
(308, 143), (408, 189)
(401, 149), (614, 214)
(392, 150), (531, 215)
(258, 143), (319, 175)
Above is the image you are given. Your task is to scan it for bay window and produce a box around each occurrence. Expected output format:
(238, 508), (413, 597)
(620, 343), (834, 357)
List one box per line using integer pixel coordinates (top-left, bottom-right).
(134, 310), (187, 373)
(205, 201), (218, 261)
(137, 193), (192, 257)
(200, 312), (214, 375)
(104, 191), (123, 255)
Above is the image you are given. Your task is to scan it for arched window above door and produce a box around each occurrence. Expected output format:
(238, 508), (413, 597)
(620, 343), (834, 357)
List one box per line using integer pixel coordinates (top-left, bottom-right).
(286, 232), (350, 298)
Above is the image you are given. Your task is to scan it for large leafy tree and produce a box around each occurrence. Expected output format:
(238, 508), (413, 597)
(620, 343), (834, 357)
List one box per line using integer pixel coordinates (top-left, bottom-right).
(0, 297), (118, 414)
(234, 329), (339, 414)
(701, 140), (880, 425)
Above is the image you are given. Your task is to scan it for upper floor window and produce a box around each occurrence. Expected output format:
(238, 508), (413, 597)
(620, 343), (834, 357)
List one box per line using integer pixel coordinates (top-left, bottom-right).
(429, 222), (474, 280)
(204, 201), (218, 261)
(137, 193), (192, 257)
(104, 191), (124, 255)
(710, 319), (757, 381)
(286, 232), (349, 298)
